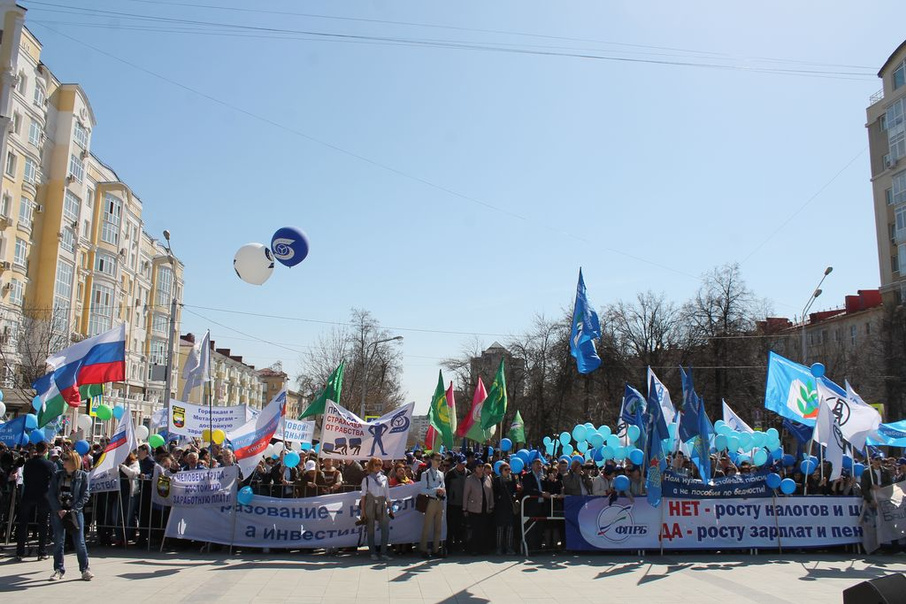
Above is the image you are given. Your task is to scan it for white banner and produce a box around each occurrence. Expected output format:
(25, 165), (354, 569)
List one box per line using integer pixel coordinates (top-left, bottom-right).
(565, 495), (863, 550)
(165, 483), (441, 548)
(168, 400), (249, 438)
(320, 401), (413, 461)
(151, 466), (238, 508)
(227, 390), (286, 479)
(88, 412), (136, 492)
(276, 419), (315, 444)
(876, 482), (906, 545)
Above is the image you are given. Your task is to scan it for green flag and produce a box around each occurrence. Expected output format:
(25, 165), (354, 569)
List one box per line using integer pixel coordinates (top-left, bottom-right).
(299, 360), (345, 419)
(507, 410), (525, 444)
(480, 359), (507, 430)
(38, 383), (103, 428)
(427, 370), (456, 449)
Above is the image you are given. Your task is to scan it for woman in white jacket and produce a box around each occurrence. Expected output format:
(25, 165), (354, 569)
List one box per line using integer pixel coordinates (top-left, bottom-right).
(118, 453), (142, 543)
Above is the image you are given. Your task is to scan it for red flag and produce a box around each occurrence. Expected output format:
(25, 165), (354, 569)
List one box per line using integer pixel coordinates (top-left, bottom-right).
(425, 424), (438, 451)
(456, 377), (487, 438)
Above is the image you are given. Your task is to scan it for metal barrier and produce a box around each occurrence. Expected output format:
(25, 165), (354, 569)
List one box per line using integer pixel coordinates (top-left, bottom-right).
(519, 495), (565, 556)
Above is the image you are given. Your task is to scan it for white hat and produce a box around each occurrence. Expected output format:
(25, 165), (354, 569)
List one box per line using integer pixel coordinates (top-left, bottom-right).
(304, 460), (317, 472)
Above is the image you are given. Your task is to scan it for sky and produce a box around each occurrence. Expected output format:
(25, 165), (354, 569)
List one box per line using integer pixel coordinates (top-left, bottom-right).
(21, 0), (902, 414)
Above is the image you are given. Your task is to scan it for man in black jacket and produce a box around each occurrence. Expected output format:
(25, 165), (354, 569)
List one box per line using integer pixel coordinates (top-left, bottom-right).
(16, 442), (55, 561)
(861, 455), (893, 508)
(444, 454), (470, 552)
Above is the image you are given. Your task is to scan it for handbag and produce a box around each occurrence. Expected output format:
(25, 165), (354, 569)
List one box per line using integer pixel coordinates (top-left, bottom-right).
(415, 493), (430, 513)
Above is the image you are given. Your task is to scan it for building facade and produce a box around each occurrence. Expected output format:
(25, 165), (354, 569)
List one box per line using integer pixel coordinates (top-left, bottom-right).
(257, 366), (304, 417)
(0, 6), (184, 428)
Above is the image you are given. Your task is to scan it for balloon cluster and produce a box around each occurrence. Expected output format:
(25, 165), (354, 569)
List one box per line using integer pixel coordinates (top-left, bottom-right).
(233, 227), (309, 286)
(540, 423), (646, 468)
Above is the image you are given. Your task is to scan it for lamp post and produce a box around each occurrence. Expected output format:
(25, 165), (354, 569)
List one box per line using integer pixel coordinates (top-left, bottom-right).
(800, 266), (833, 364)
(359, 335), (403, 418)
(161, 230), (178, 409)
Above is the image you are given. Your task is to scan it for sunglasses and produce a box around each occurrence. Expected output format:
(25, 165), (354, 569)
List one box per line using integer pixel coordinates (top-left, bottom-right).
(502, 468), (511, 473)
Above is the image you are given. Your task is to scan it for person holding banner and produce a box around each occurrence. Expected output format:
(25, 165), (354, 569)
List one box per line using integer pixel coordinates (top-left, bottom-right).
(360, 457), (392, 561)
(48, 451), (92, 581)
(419, 453), (446, 559)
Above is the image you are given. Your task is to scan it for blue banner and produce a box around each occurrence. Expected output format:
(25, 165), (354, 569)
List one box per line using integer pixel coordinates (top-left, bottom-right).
(0, 416), (26, 446)
(870, 420), (906, 447)
(661, 470), (770, 499)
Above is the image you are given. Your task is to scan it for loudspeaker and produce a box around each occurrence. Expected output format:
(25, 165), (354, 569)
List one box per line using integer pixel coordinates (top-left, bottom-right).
(844, 573), (906, 604)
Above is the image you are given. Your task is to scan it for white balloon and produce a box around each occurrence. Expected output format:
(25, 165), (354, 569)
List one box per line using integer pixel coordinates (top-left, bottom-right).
(264, 444), (275, 457)
(77, 414), (93, 432)
(290, 440), (302, 452)
(135, 425), (149, 441)
(233, 243), (274, 286)
(0, 401), (5, 416)
(272, 441), (285, 454)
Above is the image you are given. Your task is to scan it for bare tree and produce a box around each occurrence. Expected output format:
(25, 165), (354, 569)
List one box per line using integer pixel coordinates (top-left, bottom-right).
(0, 308), (72, 406)
(606, 291), (683, 369)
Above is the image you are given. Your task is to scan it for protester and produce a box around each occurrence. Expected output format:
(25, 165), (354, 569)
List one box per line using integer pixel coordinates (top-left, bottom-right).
(319, 458), (344, 494)
(463, 462), (494, 555)
(592, 466), (614, 496)
(389, 463), (412, 487)
(48, 451), (92, 581)
(360, 457), (392, 561)
(444, 454), (469, 553)
(419, 452), (446, 559)
(117, 453), (142, 544)
(561, 459), (592, 496)
(16, 441), (55, 562)
(492, 462), (519, 555)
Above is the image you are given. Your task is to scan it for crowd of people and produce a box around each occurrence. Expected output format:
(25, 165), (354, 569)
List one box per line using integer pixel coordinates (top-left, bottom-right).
(1, 434), (901, 574)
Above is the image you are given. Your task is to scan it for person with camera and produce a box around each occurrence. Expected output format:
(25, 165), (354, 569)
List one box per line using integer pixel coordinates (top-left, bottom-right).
(359, 457), (392, 561)
(419, 452), (446, 559)
(47, 451), (91, 581)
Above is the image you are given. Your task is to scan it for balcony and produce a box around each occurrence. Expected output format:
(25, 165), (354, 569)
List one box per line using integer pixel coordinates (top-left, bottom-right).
(870, 88), (885, 105)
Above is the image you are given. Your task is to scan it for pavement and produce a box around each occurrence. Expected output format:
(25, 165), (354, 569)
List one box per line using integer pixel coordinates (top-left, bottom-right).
(0, 547), (904, 603)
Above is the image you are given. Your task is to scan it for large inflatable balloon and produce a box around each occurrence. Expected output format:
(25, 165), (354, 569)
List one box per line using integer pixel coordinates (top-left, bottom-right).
(233, 243), (274, 285)
(270, 227), (309, 268)
(77, 414), (93, 432)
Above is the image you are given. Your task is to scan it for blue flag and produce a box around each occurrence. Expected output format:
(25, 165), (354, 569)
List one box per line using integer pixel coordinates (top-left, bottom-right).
(782, 418), (814, 444)
(690, 398), (713, 482)
(645, 374), (670, 508)
(678, 367), (702, 443)
(569, 269), (602, 374)
(868, 420), (906, 447)
(764, 352), (823, 426)
(620, 384), (646, 426)
(0, 415), (27, 447)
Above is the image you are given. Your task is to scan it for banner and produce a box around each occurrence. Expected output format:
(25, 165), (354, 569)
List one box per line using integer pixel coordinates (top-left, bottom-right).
(661, 471), (770, 499)
(320, 401), (413, 460)
(0, 416), (26, 446)
(876, 482), (906, 545)
(165, 483), (440, 548)
(152, 466), (238, 508)
(275, 418), (315, 444)
(227, 390), (286, 479)
(564, 495), (862, 550)
(89, 411), (136, 492)
(168, 400), (249, 438)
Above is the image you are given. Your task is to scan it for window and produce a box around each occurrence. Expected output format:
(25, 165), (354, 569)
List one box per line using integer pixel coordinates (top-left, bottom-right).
(73, 121), (89, 149)
(88, 283), (113, 336)
(17, 197), (32, 230)
(896, 62), (906, 91)
(33, 83), (44, 107)
(60, 228), (74, 253)
(23, 157), (37, 184)
(850, 325), (857, 346)
(887, 98), (906, 162)
(68, 154), (83, 182)
(95, 251), (117, 276)
(53, 261), (74, 334)
(13, 238), (26, 267)
(101, 193), (121, 245)
(0, 194), (9, 218)
(86, 187), (94, 209)
(867, 322), (872, 335)
(149, 339), (166, 367)
(155, 266), (173, 305)
(82, 219), (90, 239)
(8, 278), (23, 306)
(899, 244), (906, 276)
(63, 190), (80, 224)
(11, 112), (20, 134)
(151, 313), (168, 335)
(881, 115), (888, 131)
(894, 170), (906, 206)
(888, 188), (895, 206)
(5, 152), (15, 177)
(28, 119), (40, 146)
(16, 71), (25, 95)
(893, 254), (899, 275)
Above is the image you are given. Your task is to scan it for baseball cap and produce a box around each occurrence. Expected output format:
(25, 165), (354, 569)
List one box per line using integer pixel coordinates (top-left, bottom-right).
(304, 460), (317, 472)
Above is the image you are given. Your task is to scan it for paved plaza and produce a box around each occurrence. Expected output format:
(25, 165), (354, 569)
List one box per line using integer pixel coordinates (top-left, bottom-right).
(0, 548), (904, 603)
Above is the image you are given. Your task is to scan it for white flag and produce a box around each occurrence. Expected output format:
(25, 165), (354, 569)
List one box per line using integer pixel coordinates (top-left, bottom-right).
(226, 389), (285, 479)
(647, 367), (676, 424)
(181, 330), (211, 401)
(843, 381), (882, 451)
(89, 410), (137, 492)
(722, 400), (754, 433)
(814, 381), (847, 481)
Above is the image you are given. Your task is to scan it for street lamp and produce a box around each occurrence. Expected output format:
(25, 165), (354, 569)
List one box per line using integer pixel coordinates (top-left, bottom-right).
(161, 230), (178, 408)
(800, 266), (833, 364)
(359, 335), (403, 418)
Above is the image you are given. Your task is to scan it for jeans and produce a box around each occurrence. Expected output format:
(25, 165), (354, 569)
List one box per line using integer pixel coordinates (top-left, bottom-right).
(51, 510), (89, 574)
(364, 495), (388, 555)
(16, 499), (50, 557)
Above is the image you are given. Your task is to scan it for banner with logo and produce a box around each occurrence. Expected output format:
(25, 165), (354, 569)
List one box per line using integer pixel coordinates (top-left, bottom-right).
(320, 401), (413, 461)
(168, 400), (249, 438)
(165, 483), (441, 548)
(876, 482), (906, 545)
(661, 471), (771, 499)
(276, 418), (315, 444)
(151, 466), (238, 507)
(227, 390), (286, 479)
(564, 495), (862, 550)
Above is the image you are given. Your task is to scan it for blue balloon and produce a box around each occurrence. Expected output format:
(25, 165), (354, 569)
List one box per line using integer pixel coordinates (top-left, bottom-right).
(782, 454), (796, 467)
(715, 434), (728, 451)
(113, 405), (125, 420)
(598, 425), (612, 438)
(853, 463), (866, 478)
(29, 430), (44, 444)
(613, 475), (630, 492)
(810, 362), (825, 378)
(500, 438), (513, 452)
(558, 456), (571, 464)
(24, 414), (37, 431)
(572, 424), (588, 443)
(766, 473), (782, 489)
(237, 486), (254, 505)
(605, 435), (621, 449)
(842, 456), (853, 470)
(283, 451), (300, 468)
(629, 448), (644, 465)
(510, 457), (525, 473)
(75, 440), (90, 455)
(576, 441), (588, 454)
(771, 448), (783, 462)
(544, 442), (555, 455)
(31, 395), (42, 412)
(559, 431), (571, 446)
(300, 442), (312, 451)
(591, 447), (604, 462)
(601, 446), (615, 460)
(542, 436), (552, 447)
(753, 449), (768, 466)
(562, 443), (574, 456)
(780, 478), (796, 495)
(270, 226), (310, 268)
(588, 433), (604, 448)
(494, 460), (504, 475)
(627, 425), (641, 444)
(800, 460), (817, 475)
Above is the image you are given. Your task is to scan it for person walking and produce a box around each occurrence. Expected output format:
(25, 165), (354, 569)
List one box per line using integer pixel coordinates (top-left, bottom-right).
(360, 457), (392, 561)
(16, 441), (55, 562)
(48, 451), (92, 581)
(419, 453), (446, 558)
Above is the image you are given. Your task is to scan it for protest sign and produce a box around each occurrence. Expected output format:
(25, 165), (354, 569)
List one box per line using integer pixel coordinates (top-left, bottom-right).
(168, 400), (249, 438)
(320, 401), (413, 460)
(661, 471), (771, 499)
(875, 482), (906, 545)
(152, 466), (238, 507)
(276, 418), (314, 444)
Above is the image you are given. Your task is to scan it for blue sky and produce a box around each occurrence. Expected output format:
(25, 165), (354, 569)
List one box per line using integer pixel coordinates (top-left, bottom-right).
(24, 1), (900, 413)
